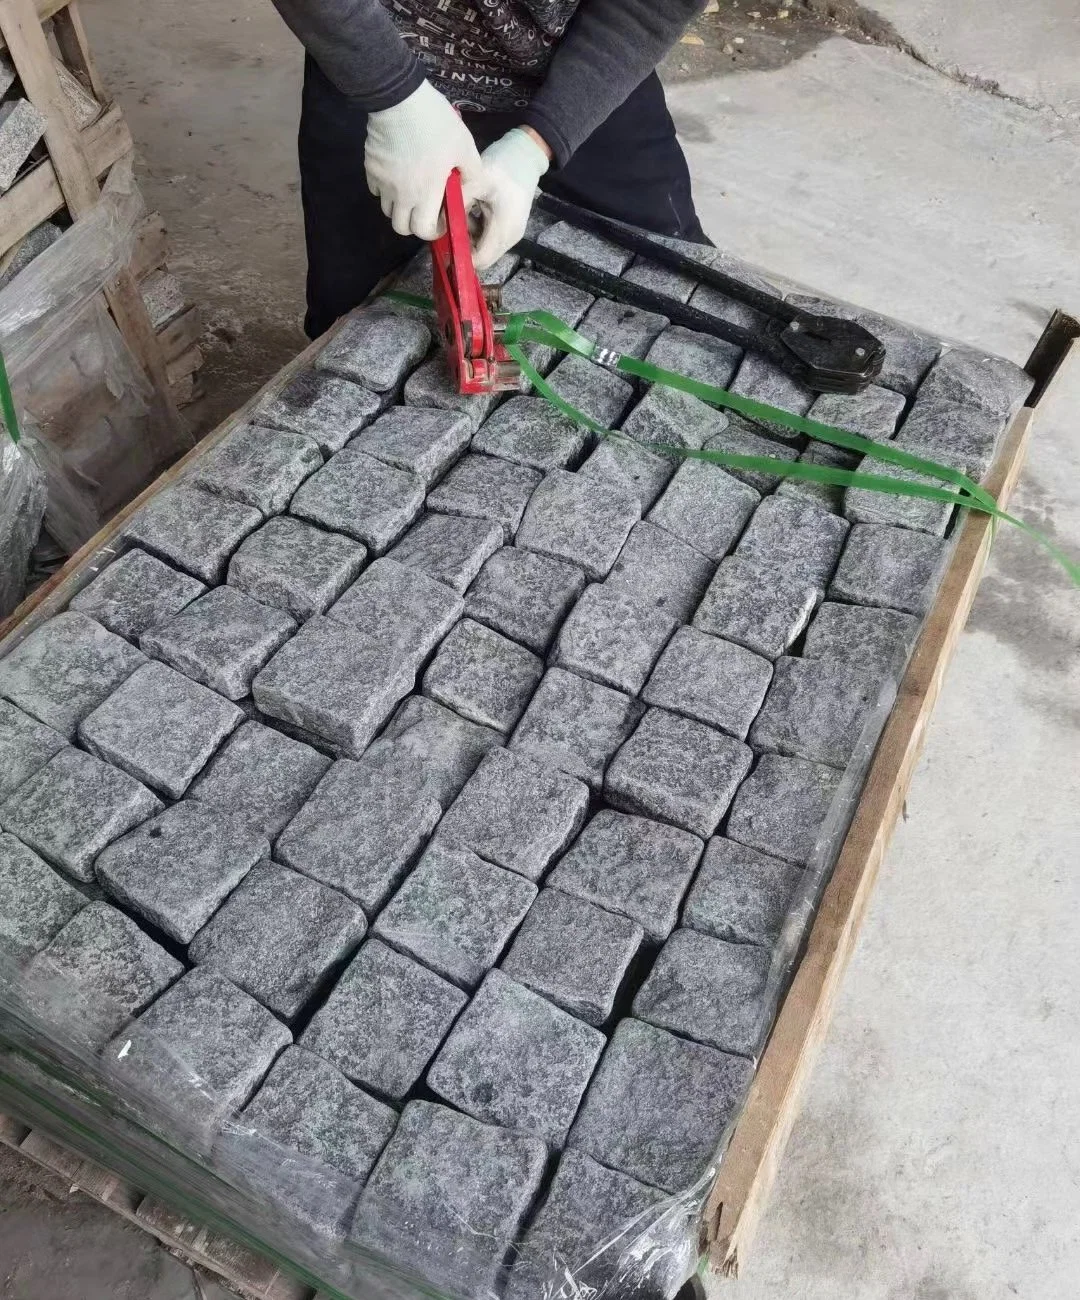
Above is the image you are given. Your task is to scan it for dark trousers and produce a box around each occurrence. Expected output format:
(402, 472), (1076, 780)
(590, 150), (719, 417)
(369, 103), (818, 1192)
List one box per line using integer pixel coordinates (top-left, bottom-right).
(299, 58), (709, 338)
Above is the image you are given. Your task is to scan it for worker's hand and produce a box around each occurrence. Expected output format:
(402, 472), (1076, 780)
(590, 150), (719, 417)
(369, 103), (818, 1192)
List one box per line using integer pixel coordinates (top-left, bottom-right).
(470, 128), (551, 270)
(365, 81), (484, 241)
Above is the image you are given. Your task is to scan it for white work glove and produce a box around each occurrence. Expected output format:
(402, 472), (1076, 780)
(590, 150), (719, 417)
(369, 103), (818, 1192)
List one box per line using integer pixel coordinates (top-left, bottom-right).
(471, 128), (551, 270)
(365, 81), (484, 240)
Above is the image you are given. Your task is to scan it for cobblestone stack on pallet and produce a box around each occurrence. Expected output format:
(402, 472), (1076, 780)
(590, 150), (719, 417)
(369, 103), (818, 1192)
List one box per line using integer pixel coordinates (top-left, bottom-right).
(0, 229), (1033, 1300)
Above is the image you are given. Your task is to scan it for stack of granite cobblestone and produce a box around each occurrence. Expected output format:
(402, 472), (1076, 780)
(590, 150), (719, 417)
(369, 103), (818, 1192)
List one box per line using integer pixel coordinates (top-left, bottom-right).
(0, 222), (1032, 1300)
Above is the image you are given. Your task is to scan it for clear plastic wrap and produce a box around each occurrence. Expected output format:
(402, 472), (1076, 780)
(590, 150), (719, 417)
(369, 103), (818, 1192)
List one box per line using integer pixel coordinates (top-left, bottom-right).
(0, 428), (46, 616)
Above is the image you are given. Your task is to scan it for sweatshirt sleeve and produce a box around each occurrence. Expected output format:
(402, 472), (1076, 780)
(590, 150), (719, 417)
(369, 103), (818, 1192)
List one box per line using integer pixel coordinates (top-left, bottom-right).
(270, 0), (425, 109)
(520, 0), (706, 168)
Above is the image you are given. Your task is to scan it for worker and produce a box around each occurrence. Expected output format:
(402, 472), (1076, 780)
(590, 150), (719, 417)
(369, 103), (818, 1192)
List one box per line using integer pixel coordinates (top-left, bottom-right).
(270, 0), (711, 339)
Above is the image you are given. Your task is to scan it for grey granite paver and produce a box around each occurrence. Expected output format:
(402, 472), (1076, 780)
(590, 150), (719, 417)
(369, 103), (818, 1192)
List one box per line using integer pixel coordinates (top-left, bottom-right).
(78, 661), (242, 799)
(894, 396), (1004, 480)
(604, 707), (753, 838)
(0, 611), (146, 739)
(645, 324), (742, 390)
(728, 353), (815, 443)
(125, 482), (262, 584)
(436, 747), (589, 881)
(315, 308), (431, 392)
(501, 267), (595, 373)
(916, 346), (1033, 422)
(689, 281), (768, 333)
(545, 354), (635, 426)
(683, 837), (802, 948)
(552, 584), (677, 695)
(808, 385), (907, 440)
(403, 352), (500, 431)
(191, 424), (323, 516)
(510, 667), (644, 789)
(802, 601), (920, 681)
(579, 436), (675, 511)
(276, 756), (441, 913)
(624, 254), (697, 300)
(466, 546), (585, 653)
(290, 446), (425, 553)
(95, 802), (268, 944)
(387, 512), (502, 594)
(634, 928), (771, 1058)
(228, 516), (367, 620)
(536, 220), (632, 275)
(425, 453), (542, 541)
(70, 549), (206, 642)
(0, 699), (65, 802)
(621, 385), (726, 455)
(776, 438), (858, 513)
(736, 495), (850, 588)
(604, 519), (714, 623)
(141, 585), (296, 701)
(549, 809), (703, 942)
(255, 368), (380, 455)
(649, 459), (760, 562)
(349, 1101), (546, 1298)
(844, 455), (961, 536)
(186, 719), (331, 840)
(749, 655), (886, 768)
(301, 939), (467, 1100)
(703, 415), (800, 493)
(501, 888), (642, 1027)
(0, 100), (46, 191)
(829, 523), (948, 616)
(374, 842), (536, 989)
(326, 556), (462, 665)
(423, 618), (543, 733)
(693, 555), (820, 660)
(364, 694), (501, 806)
(0, 748), (161, 881)
(473, 395), (593, 471)
(189, 862), (366, 1019)
(568, 1018), (753, 1194)
(517, 469), (640, 581)
(428, 968), (605, 1146)
(643, 626), (772, 740)
(353, 405), (471, 486)
(0, 833), (85, 962)
(579, 297), (668, 359)
(726, 753), (842, 867)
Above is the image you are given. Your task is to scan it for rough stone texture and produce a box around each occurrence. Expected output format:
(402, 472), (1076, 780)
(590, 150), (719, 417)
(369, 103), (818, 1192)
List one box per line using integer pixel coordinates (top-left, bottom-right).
(252, 615), (414, 759)
(353, 406), (471, 487)
(141, 585), (296, 701)
(621, 385), (726, 455)
(301, 939), (467, 1100)
(0, 832), (85, 962)
(750, 655), (886, 768)
(227, 516), (367, 620)
(0, 99), (47, 192)
(402, 352), (499, 431)
(70, 549), (206, 642)
(536, 220), (632, 275)
(646, 324), (743, 390)
(26, 902), (182, 1047)
(220, 1046), (397, 1240)
(693, 555), (820, 660)
(190, 424), (323, 517)
(426, 453), (542, 541)
(604, 707), (753, 838)
(186, 719), (331, 840)
(649, 459), (760, 563)
(473, 395), (593, 472)
(428, 968), (605, 1146)
(373, 842), (536, 990)
(466, 546), (586, 654)
(643, 626), (773, 741)
(0, 748), (161, 882)
(315, 308), (431, 392)
(326, 556), (462, 665)
(364, 695), (502, 806)
(276, 756), (441, 913)
(808, 385), (907, 440)
(736, 495), (850, 589)
(291, 446), (425, 554)
(501, 888), (642, 1027)
(633, 928), (771, 1058)
(517, 468), (640, 581)
(95, 802), (268, 944)
(916, 346), (1033, 422)
(726, 752), (843, 867)
(845, 453), (963, 536)
(829, 522), (949, 616)
(0, 219), (61, 291)
(436, 747), (588, 881)
(624, 254), (697, 301)
(255, 368), (380, 456)
(803, 600), (920, 681)
(501, 268), (595, 373)
(552, 584), (677, 696)
(894, 395), (1004, 480)
(578, 297), (668, 359)
(189, 862), (366, 1020)
(510, 667), (644, 789)
(689, 280), (770, 334)
(349, 1101), (547, 1299)
(125, 482), (263, 584)
(549, 809), (703, 942)
(604, 519), (714, 624)
(777, 438), (858, 514)
(423, 618), (543, 733)
(579, 436), (675, 512)
(728, 353), (816, 443)
(545, 354), (635, 427)
(0, 439), (45, 619)
(0, 611), (146, 739)
(568, 1018), (753, 1194)
(683, 837), (802, 949)
(0, 699), (66, 802)
(78, 661), (243, 799)
(703, 415), (800, 493)
(387, 512), (502, 595)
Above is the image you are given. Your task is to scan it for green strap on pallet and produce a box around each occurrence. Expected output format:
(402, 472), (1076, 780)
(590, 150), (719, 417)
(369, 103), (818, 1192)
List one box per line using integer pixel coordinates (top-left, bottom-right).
(0, 346), (21, 445)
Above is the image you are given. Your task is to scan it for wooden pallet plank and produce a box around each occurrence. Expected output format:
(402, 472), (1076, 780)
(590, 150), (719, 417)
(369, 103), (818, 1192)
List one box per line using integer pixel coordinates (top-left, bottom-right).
(19, 1126), (84, 1181)
(50, 1), (106, 102)
(0, 0), (66, 53)
(132, 210), (169, 281)
(157, 302), (201, 364)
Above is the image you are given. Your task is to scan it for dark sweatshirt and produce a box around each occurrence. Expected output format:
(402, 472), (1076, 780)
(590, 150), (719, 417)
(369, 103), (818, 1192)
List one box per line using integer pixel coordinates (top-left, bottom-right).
(270, 0), (705, 167)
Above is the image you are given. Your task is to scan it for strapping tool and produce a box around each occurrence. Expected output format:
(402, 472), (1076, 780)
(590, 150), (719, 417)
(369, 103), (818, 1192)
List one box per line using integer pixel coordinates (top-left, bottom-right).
(430, 169), (521, 396)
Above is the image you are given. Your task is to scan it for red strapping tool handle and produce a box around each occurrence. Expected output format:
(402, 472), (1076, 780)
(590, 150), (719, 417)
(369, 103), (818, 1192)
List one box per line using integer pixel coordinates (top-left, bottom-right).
(430, 169), (520, 395)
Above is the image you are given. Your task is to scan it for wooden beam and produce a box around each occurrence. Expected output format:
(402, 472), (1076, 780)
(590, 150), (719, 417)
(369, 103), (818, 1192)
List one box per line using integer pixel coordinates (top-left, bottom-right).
(0, 0), (66, 54)
(50, 1), (106, 103)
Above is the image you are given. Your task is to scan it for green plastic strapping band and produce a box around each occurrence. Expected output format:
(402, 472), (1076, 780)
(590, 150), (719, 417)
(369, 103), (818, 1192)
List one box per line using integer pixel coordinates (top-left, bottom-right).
(0, 345), (21, 445)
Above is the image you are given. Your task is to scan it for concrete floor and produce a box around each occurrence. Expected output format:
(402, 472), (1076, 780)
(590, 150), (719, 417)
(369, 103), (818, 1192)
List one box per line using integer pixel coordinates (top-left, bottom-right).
(3, 2), (1079, 1297)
